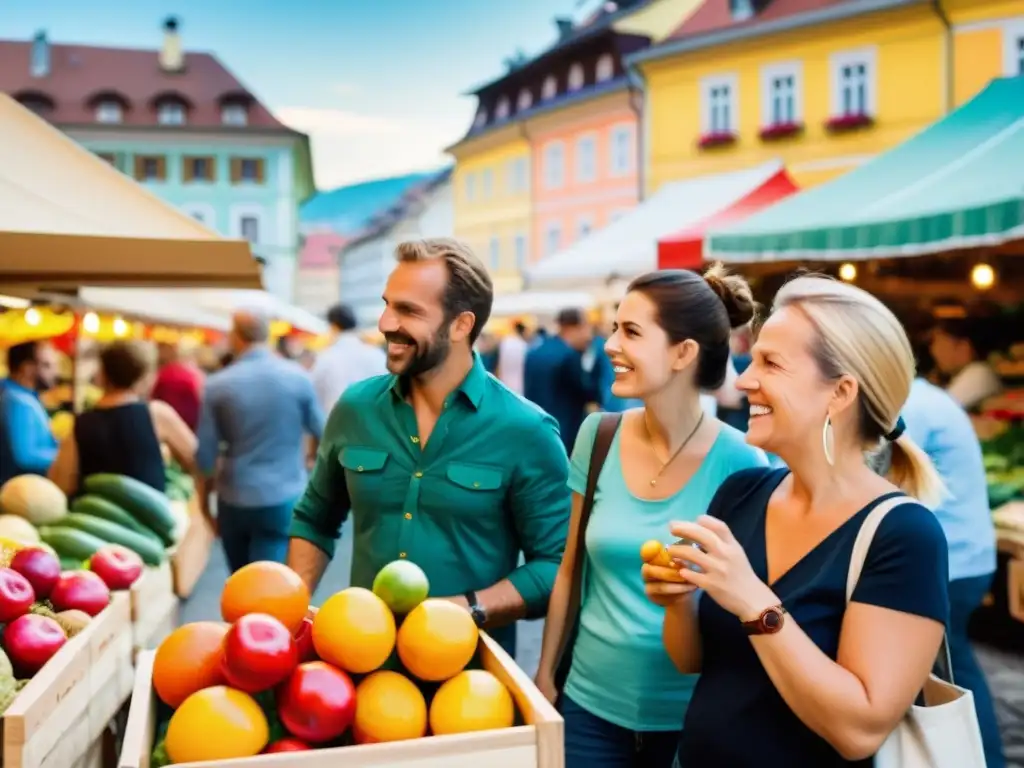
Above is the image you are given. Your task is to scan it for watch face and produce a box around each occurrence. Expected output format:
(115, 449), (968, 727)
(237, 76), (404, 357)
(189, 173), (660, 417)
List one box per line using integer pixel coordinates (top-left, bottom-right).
(762, 608), (783, 633)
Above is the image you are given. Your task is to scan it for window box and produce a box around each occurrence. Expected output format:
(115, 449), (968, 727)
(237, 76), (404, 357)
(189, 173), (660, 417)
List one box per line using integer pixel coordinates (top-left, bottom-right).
(824, 113), (874, 133)
(759, 122), (804, 141)
(698, 131), (737, 150)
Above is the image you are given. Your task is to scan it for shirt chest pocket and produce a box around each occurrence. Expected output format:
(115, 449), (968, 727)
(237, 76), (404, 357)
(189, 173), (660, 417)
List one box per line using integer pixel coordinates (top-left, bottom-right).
(443, 462), (505, 517)
(339, 446), (391, 507)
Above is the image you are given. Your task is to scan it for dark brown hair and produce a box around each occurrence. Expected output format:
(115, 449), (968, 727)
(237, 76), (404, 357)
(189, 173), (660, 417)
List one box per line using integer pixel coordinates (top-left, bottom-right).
(627, 263), (756, 390)
(99, 340), (155, 391)
(395, 238), (493, 344)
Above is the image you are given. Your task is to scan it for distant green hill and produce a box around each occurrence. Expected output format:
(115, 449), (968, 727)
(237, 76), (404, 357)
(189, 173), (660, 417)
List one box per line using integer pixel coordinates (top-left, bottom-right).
(300, 169), (444, 235)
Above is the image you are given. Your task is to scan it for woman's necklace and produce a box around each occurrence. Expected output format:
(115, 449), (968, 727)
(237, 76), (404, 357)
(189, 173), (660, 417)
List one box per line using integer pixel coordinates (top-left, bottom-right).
(645, 411), (705, 487)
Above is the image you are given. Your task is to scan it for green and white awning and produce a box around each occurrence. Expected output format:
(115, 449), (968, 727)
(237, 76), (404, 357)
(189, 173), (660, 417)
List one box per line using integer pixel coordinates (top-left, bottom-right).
(707, 76), (1024, 263)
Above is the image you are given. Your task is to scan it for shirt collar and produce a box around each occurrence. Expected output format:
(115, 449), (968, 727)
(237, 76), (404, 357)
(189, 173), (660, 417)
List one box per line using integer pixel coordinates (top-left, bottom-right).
(237, 346), (272, 363)
(385, 352), (487, 411)
(3, 379), (36, 398)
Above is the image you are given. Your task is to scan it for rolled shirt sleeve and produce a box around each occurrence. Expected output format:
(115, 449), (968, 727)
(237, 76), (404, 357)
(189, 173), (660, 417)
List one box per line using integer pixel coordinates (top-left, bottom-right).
(505, 413), (572, 618)
(290, 403), (351, 557)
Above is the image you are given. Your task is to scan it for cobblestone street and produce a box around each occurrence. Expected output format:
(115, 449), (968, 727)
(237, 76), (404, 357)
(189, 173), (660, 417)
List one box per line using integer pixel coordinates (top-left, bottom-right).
(182, 522), (1024, 765)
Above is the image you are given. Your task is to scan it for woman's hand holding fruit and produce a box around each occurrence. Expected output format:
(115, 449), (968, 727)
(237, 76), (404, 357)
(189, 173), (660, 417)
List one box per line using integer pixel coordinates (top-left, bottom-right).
(640, 539), (698, 607)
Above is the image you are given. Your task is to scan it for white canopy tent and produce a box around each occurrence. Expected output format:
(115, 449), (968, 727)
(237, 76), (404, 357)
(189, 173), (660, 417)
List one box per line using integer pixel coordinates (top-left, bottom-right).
(526, 161), (785, 291)
(490, 290), (597, 319)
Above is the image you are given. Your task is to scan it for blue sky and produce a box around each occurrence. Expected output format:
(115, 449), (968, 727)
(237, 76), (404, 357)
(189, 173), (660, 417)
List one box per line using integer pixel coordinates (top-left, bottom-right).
(0, 0), (582, 189)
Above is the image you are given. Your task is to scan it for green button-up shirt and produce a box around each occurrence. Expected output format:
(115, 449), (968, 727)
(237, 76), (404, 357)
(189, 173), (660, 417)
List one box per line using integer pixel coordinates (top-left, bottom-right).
(291, 354), (571, 654)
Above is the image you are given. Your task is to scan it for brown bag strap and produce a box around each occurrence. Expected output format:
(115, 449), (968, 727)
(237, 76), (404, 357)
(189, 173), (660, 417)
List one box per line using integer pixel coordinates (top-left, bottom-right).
(557, 413), (622, 666)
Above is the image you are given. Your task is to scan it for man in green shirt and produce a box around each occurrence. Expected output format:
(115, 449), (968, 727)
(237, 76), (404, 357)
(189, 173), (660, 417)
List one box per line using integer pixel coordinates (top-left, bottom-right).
(288, 237), (571, 655)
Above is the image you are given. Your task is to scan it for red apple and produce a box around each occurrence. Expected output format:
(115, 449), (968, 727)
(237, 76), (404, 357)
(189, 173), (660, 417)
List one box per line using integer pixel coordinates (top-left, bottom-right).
(294, 615), (317, 662)
(0, 566), (36, 622)
(10, 548), (60, 600)
(262, 738), (311, 753)
(50, 571), (111, 616)
(221, 613), (298, 693)
(89, 545), (144, 590)
(3, 614), (66, 676)
(277, 661), (356, 744)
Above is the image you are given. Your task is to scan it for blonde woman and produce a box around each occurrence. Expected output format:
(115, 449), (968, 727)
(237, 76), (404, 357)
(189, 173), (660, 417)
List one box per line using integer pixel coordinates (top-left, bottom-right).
(644, 276), (949, 767)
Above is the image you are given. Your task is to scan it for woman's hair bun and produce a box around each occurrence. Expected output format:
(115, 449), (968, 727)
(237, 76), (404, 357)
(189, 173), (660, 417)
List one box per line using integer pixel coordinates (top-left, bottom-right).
(703, 262), (756, 329)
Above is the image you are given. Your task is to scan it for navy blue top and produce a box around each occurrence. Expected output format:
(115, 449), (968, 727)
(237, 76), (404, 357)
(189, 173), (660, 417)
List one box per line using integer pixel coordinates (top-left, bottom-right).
(523, 336), (598, 454)
(679, 467), (949, 767)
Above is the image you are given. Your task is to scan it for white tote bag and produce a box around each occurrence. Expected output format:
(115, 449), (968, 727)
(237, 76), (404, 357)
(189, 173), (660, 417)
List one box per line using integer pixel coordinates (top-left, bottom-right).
(847, 496), (986, 768)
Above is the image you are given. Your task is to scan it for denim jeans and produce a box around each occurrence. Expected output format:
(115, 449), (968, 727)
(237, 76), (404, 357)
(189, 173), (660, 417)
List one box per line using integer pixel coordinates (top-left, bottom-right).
(560, 694), (680, 768)
(217, 497), (297, 573)
(948, 573), (1005, 768)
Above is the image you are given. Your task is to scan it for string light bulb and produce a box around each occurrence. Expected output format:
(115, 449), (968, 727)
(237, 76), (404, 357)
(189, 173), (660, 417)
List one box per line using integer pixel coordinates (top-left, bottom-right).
(838, 263), (857, 282)
(24, 308), (40, 326)
(970, 263), (995, 290)
(83, 312), (100, 334)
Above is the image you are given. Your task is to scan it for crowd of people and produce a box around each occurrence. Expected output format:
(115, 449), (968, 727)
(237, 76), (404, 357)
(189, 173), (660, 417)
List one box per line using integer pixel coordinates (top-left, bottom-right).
(0, 235), (1005, 767)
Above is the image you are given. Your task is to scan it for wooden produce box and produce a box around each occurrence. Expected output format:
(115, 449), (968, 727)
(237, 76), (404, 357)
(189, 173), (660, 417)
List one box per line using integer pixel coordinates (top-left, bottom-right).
(2, 591), (134, 768)
(119, 631), (564, 768)
(129, 564), (179, 658)
(168, 497), (214, 600)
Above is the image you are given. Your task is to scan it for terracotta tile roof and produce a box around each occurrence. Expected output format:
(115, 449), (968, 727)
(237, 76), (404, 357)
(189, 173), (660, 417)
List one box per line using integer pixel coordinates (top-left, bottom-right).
(668, 0), (853, 41)
(299, 231), (348, 269)
(0, 38), (289, 130)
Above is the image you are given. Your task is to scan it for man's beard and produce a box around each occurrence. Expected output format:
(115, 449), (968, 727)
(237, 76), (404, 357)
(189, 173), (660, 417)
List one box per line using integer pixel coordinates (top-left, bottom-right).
(384, 323), (451, 379)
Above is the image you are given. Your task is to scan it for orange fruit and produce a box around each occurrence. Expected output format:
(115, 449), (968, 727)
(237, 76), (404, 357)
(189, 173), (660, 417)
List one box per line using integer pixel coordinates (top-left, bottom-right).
(352, 671), (427, 744)
(165, 686), (269, 762)
(429, 670), (515, 735)
(396, 599), (478, 682)
(153, 621), (229, 707)
(312, 587), (395, 673)
(221, 561), (309, 633)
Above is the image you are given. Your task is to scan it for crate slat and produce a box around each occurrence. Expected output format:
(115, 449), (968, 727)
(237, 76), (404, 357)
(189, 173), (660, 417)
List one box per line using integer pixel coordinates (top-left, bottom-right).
(120, 630), (563, 768)
(130, 564), (178, 655)
(168, 498), (214, 599)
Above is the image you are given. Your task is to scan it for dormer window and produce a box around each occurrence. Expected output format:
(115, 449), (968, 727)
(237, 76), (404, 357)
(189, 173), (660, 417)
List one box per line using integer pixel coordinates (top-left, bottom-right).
(495, 97), (510, 120)
(95, 100), (123, 124)
(15, 91), (55, 115)
(157, 101), (186, 126)
(568, 63), (585, 91)
(517, 89), (533, 111)
(221, 103), (248, 126)
(596, 54), (615, 82)
(474, 108), (488, 128)
(730, 0), (755, 21)
(542, 76), (558, 100)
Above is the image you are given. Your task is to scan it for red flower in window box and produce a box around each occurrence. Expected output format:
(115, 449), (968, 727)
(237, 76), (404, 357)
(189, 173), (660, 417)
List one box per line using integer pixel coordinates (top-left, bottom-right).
(824, 113), (874, 133)
(697, 131), (737, 149)
(758, 122), (804, 141)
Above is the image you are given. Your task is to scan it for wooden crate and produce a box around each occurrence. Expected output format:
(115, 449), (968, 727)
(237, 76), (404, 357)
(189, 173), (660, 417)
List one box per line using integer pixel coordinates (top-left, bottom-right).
(129, 564), (179, 657)
(168, 497), (214, 599)
(2, 592), (134, 768)
(119, 631), (563, 768)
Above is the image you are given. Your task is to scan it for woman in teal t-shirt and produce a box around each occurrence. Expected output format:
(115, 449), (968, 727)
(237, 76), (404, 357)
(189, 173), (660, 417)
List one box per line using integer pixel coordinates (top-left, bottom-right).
(535, 266), (768, 768)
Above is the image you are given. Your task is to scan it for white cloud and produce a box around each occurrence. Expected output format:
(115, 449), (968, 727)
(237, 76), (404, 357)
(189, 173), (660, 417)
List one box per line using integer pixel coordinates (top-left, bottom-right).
(274, 105), (469, 190)
(330, 83), (361, 96)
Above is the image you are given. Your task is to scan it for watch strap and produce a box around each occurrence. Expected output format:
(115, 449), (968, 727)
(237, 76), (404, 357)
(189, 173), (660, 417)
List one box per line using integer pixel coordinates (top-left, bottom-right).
(464, 590), (486, 627)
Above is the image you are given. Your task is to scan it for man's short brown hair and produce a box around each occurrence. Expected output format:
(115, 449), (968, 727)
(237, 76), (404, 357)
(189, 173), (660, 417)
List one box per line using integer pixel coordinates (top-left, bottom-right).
(394, 237), (493, 344)
(99, 340), (155, 390)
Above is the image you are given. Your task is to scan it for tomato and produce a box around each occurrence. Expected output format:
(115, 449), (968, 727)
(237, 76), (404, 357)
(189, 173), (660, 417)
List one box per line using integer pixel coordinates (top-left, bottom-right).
(165, 686), (268, 763)
(277, 661), (356, 744)
(263, 738), (311, 753)
(294, 615), (317, 662)
(221, 613), (298, 693)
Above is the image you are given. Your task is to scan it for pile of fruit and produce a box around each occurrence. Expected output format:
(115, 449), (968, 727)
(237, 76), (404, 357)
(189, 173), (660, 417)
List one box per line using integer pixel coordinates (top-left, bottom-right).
(150, 560), (518, 764)
(0, 473), (188, 570)
(0, 539), (146, 712)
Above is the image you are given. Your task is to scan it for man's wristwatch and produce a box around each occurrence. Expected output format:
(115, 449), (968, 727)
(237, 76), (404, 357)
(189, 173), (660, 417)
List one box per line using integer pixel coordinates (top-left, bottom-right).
(742, 604), (787, 635)
(464, 590), (487, 628)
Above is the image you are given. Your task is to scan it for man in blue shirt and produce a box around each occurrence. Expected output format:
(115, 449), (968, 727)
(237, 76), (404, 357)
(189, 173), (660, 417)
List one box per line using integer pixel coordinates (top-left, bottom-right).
(1, 341), (59, 486)
(196, 309), (325, 572)
(901, 377), (1004, 768)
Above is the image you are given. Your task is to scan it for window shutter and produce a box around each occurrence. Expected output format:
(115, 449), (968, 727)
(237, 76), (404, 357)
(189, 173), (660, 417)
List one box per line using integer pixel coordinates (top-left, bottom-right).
(255, 159), (265, 183)
(206, 156), (217, 181)
(230, 158), (242, 184)
(157, 156), (167, 181)
(134, 156), (145, 180)
(183, 157), (194, 182)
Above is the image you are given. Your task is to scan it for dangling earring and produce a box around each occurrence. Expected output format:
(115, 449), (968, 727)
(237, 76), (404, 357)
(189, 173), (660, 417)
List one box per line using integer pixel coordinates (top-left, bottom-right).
(822, 415), (835, 467)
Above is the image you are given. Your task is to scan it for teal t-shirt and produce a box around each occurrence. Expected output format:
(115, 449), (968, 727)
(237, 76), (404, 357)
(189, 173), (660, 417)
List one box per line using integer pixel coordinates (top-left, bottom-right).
(563, 411), (769, 732)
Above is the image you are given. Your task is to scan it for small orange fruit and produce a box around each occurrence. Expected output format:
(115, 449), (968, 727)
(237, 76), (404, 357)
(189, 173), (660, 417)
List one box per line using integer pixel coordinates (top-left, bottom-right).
(352, 671), (428, 744)
(221, 561), (309, 633)
(429, 670), (515, 735)
(165, 686), (269, 762)
(312, 587), (395, 673)
(396, 598), (478, 681)
(153, 621), (229, 707)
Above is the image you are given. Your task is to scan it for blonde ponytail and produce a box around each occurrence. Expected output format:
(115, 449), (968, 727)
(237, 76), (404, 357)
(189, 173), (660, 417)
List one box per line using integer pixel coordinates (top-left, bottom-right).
(887, 434), (946, 509)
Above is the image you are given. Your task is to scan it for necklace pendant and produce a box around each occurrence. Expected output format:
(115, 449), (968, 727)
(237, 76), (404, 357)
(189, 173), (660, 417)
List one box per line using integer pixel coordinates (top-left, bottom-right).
(650, 478), (657, 487)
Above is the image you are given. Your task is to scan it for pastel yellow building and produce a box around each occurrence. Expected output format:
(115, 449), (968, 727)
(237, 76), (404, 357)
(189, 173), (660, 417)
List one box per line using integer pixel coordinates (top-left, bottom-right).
(629, 0), (1009, 194)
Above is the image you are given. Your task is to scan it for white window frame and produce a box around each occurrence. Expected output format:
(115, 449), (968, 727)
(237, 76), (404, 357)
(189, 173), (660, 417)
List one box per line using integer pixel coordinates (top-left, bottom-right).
(575, 134), (597, 183)
(730, 0), (755, 21)
(482, 168), (494, 199)
(514, 232), (528, 270)
(464, 172), (476, 202)
(609, 123), (634, 177)
(595, 54), (615, 82)
(221, 104), (248, 126)
(545, 222), (562, 256)
(181, 203), (216, 227)
(699, 73), (738, 134)
(829, 47), (878, 118)
(543, 141), (565, 190)
(506, 157), (528, 194)
(495, 97), (510, 121)
(95, 100), (122, 124)
(542, 76), (558, 100)
(231, 204), (265, 244)
(157, 101), (186, 126)
(488, 236), (501, 270)
(568, 62), (585, 91)
(760, 61), (803, 127)
(1003, 19), (1024, 76)
(517, 88), (533, 111)
(576, 215), (594, 240)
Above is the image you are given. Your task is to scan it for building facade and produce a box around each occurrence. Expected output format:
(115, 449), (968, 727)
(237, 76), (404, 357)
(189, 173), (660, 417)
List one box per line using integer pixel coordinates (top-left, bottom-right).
(0, 18), (314, 302)
(294, 229), (346, 317)
(339, 170), (454, 329)
(631, 0), (1024, 197)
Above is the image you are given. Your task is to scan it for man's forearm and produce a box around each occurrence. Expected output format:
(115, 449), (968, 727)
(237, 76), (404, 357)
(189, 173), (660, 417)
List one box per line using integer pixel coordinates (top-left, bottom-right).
(446, 579), (527, 629)
(287, 537), (331, 596)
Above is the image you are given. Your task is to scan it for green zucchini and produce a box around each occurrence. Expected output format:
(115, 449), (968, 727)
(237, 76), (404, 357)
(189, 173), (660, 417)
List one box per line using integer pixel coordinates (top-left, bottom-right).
(71, 495), (162, 543)
(39, 527), (108, 562)
(82, 474), (175, 545)
(56, 513), (165, 566)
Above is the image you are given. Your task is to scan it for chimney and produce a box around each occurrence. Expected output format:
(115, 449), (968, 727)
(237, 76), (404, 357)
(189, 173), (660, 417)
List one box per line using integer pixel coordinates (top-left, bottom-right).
(159, 16), (184, 72)
(555, 17), (575, 40)
(30, 30), (50, 78)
